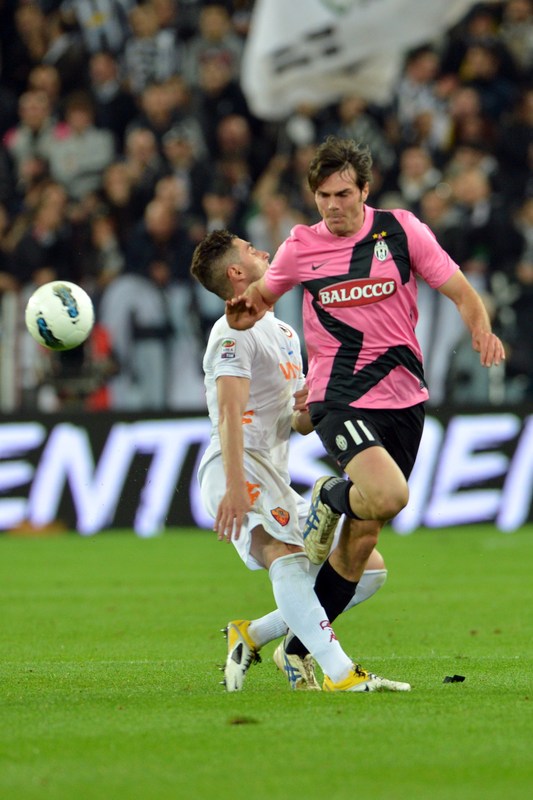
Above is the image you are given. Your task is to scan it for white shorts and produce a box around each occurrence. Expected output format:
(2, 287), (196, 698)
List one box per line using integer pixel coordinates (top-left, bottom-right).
(198, 450), (309, 570)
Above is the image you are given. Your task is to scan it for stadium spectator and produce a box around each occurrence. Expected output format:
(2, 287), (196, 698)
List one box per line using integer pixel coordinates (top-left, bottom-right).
(122, 126), (167, 219)
(192, 50), (252, 154)
(499, 0), (533, 78)
(86, 208), (126, 286)
(440, 1), (503, 76)
(459, 38), (519, 121)
(161, 121), (213, 219)
(124, 81), (179, 151)
(503, 195), (533, 398)
(122, 2), (182, 95)
(41, 10), (89, 95)
(417, 187), (473, 405)
(97, 161), (139, 248)
(27, 65), (63, 119)
(449, 164), (522, 285)
(97, 270), (175, 409)
(46, 91), (115, 204)
(151, 0), (180, 35)
(389, 145), (442, 215)
(390, 45), (443, 147)
(3, 89), (62, 191)
(253, 144), (321, 225)
(444, 84), (496, 154)
(319, 94), (396, 178)
(5, 2), (49, 94)
(496, 86), (533, 206)
(88, 51), (138, 151)
(125, 196), (196, 283)
(58, 0), (134, 56)
(99, 202), (204, 409)
(182, 2), (244, 87)
(8, 180), (75, 286)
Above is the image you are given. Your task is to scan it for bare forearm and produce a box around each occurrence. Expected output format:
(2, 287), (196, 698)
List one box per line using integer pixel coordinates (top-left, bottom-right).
(438, 271), (505, 367)
(219, 406), (246, 488)
(456, 286), (491, 337)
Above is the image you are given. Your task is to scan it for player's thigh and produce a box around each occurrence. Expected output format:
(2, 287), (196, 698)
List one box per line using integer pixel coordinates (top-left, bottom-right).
(199, 454), (303, 569)
(249, 524), (303, 569)
(345, 444), (407, 501)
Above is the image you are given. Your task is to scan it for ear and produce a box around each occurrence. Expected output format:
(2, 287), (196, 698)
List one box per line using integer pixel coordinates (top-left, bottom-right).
(362, 183), (370, 201)
(227, 263), (243, 281)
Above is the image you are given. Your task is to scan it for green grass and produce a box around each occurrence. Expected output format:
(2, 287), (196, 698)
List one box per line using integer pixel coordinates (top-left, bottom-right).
(1, 525), (532, 800)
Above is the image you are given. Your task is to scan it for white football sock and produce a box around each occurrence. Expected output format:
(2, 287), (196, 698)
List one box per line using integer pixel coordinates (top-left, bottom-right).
(249, 568), (388, 647)
(248, 612), (287, 648)
(346, 569), (388, 610)
(268, 552), (352, 683)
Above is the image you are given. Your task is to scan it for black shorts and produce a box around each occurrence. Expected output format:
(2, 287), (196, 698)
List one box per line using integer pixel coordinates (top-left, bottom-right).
(309, 402), (425, 479)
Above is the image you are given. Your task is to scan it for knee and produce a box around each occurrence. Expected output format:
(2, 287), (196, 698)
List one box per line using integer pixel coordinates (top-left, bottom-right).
(367, 484), (409, 521)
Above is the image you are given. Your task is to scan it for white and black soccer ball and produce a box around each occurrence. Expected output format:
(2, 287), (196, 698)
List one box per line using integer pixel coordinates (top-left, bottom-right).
(25, 280), (95, 351)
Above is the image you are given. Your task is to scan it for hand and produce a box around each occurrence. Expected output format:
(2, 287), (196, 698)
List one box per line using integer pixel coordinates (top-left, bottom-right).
(214, 484), (251, 542)
(225, 295), (261, 330)
(293, 386), (309, 412)
(472, 331), (506, 367)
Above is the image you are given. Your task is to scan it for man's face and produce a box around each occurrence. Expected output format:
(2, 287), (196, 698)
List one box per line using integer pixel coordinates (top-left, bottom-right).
(314, 168), (368, 237)
(234, 238), (269, 284)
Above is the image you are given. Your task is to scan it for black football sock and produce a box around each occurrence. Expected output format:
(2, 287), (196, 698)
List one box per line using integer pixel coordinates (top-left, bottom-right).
(320, 477), (361, 519)
(284, 560), (358, 657)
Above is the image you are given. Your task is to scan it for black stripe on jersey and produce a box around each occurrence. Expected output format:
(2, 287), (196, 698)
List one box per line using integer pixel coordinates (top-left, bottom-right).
(301, 211), (418, 403)
(340, 211), (410, 283)
(302, 210), (412, 299)
(371, 211), (411, 284)
(310, 299), (425, 403)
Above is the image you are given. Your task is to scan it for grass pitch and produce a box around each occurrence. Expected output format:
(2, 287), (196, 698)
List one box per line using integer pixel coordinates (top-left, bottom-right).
(1, 525), (532, 800)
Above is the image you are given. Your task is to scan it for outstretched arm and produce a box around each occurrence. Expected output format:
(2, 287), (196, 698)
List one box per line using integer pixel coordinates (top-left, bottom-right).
(437, 271), (505, 367)
(225, 275), (280, 330)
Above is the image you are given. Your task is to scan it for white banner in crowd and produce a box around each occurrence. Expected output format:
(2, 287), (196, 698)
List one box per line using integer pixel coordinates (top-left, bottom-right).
(241, 0), (495, 119)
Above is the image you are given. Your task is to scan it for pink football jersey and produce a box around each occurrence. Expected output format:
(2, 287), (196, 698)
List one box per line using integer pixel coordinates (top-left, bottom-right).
(264, 205), (459, 408)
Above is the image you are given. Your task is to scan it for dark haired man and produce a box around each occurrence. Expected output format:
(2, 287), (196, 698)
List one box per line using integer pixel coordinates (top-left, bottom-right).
(191, 228), (409, 693)
(226, 136), (505, 690)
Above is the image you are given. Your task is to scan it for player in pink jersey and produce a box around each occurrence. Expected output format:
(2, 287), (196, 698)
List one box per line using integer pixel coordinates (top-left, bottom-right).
(226, 136), (505, 690)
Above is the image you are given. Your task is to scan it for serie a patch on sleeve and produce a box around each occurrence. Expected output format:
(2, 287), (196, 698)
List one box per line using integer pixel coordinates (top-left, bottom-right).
(220, 338), (236, 359)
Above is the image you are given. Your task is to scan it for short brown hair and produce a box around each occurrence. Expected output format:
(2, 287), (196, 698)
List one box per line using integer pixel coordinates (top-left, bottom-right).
(308, 136), (373, 193)
(190, 228), (238, 299)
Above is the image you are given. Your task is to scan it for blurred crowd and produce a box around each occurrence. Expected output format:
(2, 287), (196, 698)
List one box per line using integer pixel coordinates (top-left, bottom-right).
(0, 0), (532, 411)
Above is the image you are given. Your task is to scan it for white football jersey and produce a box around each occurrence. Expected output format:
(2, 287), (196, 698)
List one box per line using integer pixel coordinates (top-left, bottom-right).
(199, 311), (305, 482)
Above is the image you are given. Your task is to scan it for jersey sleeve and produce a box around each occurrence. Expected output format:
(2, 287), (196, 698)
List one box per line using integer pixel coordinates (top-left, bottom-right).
(264, 234), (302, 297)
(395, 209), (460, 288)
(211, 326), (256, 381)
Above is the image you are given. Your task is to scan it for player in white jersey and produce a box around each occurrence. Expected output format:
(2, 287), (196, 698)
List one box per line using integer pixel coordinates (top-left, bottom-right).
(191, 229), (410, 693)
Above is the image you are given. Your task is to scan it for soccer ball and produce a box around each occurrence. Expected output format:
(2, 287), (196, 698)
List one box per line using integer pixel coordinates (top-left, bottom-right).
(25, 280), (95, 351)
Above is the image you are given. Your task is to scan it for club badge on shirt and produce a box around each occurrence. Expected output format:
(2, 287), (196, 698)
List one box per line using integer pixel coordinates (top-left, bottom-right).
(271, 507), (290, 526)
(373, 231), (389, 262)
(220, 338), (236, 359)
